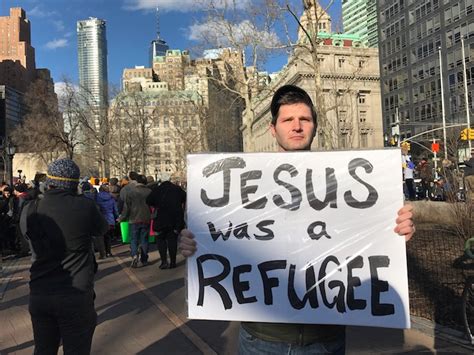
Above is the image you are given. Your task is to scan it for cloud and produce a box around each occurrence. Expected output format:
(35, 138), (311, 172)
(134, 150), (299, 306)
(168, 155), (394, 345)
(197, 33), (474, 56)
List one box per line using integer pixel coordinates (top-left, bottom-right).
(28, 5), (58, 18)
(122, 0), (249, 12)
(54, 82), (79, 98)
(52, 20), (65, 32)
(188, 19), (281, 48)
(45, 38), (68, 50)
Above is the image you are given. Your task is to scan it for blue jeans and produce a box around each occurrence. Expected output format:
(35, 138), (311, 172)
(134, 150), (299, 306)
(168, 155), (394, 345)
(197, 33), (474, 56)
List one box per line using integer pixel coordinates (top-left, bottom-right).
(238, 326), (345, 355)
(130, 223), (149, 262)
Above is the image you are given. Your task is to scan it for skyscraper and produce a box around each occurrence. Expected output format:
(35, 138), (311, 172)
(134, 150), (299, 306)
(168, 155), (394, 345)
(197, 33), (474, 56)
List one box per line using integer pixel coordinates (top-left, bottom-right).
(377, 0), (474, 143)
(342, 0), (378, 47)
(149, 7), (169, 67)
(77, 17), (108, 109)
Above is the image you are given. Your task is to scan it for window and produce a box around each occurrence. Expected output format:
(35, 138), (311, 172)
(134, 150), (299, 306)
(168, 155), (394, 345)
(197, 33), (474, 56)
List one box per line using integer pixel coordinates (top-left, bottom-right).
(360, 133), (368, 148)
(358, 94), (366, 104)
(338, 58), (345, 68)
(339, 110), (347, 123)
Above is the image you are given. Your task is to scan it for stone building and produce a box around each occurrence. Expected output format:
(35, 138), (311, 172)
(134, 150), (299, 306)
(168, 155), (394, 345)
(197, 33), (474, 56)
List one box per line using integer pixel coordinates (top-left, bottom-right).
(241, 3), (383, 152)
(152, 49), (191, 91)
(111, 49), (243, 178)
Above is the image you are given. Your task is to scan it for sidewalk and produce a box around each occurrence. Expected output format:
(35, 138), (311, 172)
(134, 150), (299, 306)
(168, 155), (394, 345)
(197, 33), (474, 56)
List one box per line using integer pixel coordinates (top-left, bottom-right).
(1, 244), (473, 354)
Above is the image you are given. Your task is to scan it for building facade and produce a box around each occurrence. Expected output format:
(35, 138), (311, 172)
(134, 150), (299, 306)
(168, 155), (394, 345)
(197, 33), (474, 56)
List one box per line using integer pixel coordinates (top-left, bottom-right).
(152, 49), (191, 91)
(342, 0), (378, 47)
(0, 7), (36, 93)
(377, 0), (474, 143)
(112, 49), (243, 178)
(77, 17), (109, 109)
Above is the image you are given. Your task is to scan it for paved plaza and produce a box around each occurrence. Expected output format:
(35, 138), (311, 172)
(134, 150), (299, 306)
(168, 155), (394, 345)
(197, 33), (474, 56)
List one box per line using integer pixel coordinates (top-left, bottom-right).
(1, 243), (473, 354)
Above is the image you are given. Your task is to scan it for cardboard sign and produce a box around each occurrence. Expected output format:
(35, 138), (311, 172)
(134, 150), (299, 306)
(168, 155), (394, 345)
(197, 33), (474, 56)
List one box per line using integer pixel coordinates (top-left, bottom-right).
(186, 150), (409, 328)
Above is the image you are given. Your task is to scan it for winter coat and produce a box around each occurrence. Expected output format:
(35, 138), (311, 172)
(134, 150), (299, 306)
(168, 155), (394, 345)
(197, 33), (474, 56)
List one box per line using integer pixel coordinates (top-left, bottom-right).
(21, 188), (108, 295)
(465, 157), (474, 177)
(146, 181), (186, 232)
(120, 184), (151, 224)
(96, 191), (118, 226)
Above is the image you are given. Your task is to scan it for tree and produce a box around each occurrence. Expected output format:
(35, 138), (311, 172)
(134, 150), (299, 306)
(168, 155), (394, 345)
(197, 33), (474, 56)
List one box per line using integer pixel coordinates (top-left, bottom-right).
(69, 82), (112, 178)
(167, 91), (209, 179)
(11, 75), (81, 165)
(109, 90), (156, 176)
(189, 0), (284, 151)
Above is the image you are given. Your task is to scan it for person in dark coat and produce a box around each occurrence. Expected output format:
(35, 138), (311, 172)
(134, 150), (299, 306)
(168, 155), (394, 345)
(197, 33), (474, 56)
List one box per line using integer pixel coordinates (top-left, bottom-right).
(80, 181), (106, 258)
(146, 180), (186, 269)
(21, 158), (108, 355)
(119, 175), (152, 267)
(96, 184), (118, 257)
(0, 186), (15, 255)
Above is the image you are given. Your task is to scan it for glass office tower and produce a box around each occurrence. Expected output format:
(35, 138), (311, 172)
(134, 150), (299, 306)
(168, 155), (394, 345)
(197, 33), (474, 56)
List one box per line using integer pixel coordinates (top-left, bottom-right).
(77, 17), (108, 109)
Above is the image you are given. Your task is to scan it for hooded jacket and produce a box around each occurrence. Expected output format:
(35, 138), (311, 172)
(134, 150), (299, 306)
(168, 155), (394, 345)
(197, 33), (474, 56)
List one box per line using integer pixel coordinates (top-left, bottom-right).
(96, 191), (118, 225)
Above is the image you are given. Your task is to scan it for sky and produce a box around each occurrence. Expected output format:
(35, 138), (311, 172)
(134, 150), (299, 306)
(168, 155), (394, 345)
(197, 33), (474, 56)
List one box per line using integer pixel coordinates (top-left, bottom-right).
(1, 0), (342, 87)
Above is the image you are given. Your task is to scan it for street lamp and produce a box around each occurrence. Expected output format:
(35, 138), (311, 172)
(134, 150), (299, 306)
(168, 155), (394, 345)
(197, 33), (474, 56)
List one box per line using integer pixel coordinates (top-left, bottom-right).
(6, 140), (16, 186)
(154, 168), (158, 182)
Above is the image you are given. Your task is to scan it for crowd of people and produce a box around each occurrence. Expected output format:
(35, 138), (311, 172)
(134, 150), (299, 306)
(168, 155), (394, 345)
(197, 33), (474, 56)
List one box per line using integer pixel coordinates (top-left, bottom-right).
(2, 159), (186, 354)
(401, 149), (474, 202)
(0, 170), (187, 267)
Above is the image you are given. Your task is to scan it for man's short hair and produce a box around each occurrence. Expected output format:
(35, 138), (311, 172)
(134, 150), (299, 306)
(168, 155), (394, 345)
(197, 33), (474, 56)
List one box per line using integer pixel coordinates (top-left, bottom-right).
(137, 175), (147, 184)
(129, 171), (139, 181)
(270, 85), (317, 126)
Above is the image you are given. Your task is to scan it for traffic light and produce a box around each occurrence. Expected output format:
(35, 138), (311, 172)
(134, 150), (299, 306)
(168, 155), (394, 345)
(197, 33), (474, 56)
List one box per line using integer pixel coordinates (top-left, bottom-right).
(460, 128), (474, 140)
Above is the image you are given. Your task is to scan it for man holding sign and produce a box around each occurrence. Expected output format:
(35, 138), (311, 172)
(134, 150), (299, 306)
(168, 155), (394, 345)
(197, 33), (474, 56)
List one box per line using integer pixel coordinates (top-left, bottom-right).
(180, 85), (415, 354)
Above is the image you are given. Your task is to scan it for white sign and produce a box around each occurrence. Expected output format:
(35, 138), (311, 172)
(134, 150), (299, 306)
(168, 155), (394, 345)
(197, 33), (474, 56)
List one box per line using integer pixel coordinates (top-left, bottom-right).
(186, 150), (409, 329)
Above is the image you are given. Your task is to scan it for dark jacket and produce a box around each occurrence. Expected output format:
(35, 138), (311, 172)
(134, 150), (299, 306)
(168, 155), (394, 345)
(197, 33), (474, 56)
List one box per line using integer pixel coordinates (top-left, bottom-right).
(23, 188), (108, 295)
(96, 191), (118, 225)
(146, 181), (186, 232)
(465, 157), (474, 177)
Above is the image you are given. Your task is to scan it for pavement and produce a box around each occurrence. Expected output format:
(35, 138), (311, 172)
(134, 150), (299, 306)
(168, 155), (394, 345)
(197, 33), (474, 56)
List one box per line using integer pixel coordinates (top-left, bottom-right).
(1, 243), (473, 355)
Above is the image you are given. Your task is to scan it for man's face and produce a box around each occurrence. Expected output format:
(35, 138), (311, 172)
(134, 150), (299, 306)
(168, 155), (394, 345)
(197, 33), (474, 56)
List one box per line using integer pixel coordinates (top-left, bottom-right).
(270, 103), (316, 152)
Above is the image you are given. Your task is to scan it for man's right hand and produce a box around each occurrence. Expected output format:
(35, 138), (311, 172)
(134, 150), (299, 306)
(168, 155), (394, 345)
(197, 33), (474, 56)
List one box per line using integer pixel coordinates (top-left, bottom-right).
(179, 229), (197, 257)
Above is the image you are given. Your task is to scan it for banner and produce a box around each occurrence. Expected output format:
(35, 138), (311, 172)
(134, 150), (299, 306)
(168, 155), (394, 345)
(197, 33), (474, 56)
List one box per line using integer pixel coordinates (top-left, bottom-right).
(186, 150), (409, 328)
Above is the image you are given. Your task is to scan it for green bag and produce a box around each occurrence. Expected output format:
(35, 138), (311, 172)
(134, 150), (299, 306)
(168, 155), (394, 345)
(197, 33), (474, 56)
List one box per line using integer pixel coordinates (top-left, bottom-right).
(120, 221), (130, 243)
(121, 221), (156, 243)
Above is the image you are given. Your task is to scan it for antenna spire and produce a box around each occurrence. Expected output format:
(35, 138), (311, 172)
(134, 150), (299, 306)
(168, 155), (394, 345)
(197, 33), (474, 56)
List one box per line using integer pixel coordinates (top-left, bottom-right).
(156, 6), (161, 40)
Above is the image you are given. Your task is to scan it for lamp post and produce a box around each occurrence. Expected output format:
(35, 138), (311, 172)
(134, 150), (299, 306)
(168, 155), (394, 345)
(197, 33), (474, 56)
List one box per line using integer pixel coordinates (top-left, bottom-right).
(6, 140), (16, 186)
(154, 168), (158, 182)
